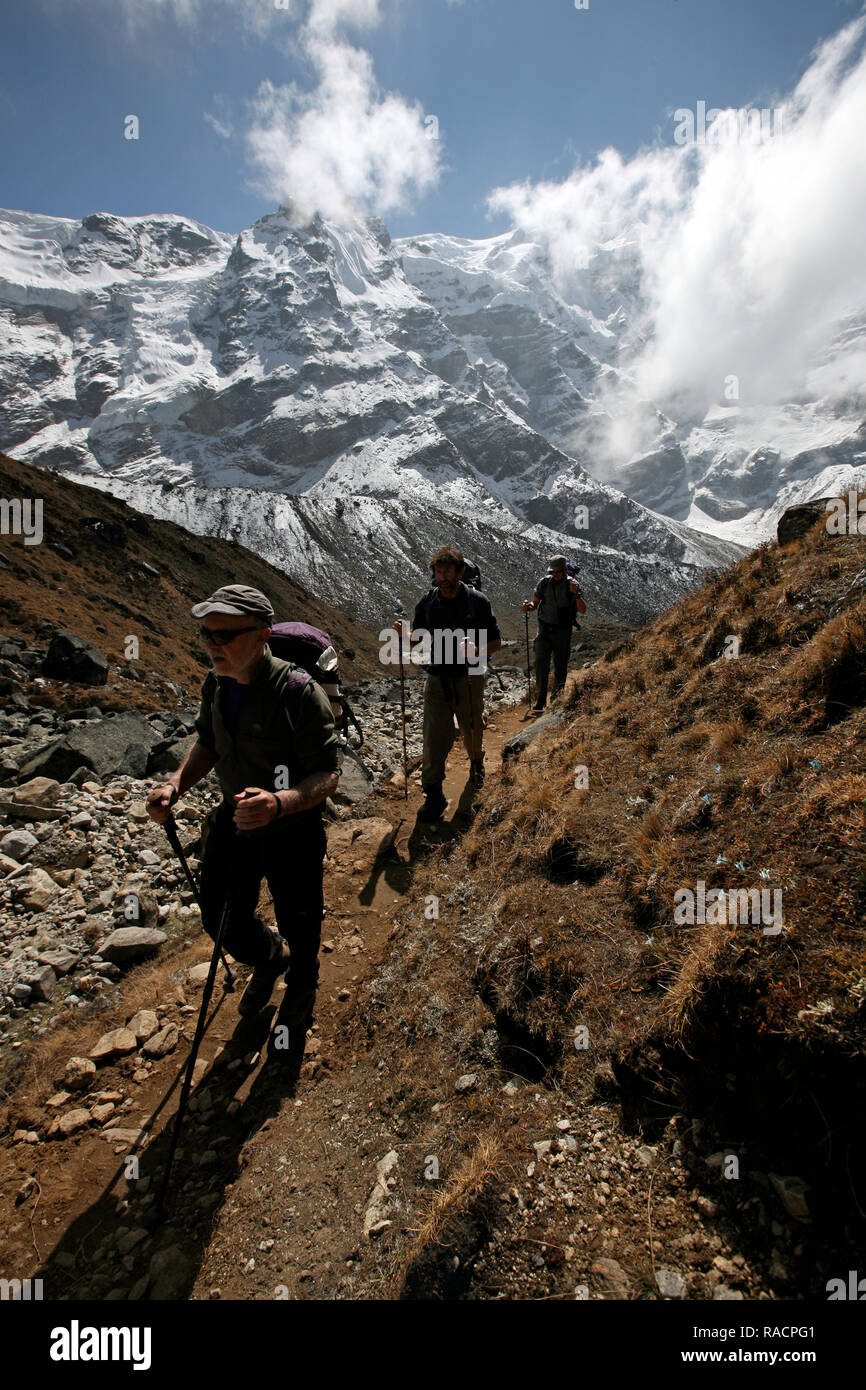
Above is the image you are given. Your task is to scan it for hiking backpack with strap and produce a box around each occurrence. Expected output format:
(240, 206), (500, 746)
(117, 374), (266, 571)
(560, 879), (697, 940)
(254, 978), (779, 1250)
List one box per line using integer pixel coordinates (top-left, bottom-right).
(268, 621), (363, 746)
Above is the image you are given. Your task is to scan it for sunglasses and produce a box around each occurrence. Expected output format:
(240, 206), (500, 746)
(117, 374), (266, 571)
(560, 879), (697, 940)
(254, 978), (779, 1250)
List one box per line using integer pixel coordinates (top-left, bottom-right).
(200, 624), (260, 647)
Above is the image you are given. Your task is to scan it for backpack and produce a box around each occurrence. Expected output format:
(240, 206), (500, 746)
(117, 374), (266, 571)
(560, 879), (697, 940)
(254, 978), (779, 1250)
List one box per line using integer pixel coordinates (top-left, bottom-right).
(268, 621), (363, 747)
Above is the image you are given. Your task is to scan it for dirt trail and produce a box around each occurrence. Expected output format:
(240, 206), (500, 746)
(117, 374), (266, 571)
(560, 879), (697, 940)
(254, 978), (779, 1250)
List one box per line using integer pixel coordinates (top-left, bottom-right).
(0, 692), (533, 1300)
(189, 696), (532, 1300)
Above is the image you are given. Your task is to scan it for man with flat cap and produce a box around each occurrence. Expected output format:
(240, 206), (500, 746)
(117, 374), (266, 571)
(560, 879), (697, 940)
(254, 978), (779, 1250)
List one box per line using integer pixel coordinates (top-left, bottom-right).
(522, 556), (586, 712)
(146, 585), (341, 1051)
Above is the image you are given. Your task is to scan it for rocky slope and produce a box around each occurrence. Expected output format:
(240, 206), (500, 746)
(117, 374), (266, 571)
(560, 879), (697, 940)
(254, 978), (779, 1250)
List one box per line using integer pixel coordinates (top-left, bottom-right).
(0, 448), (382, 705)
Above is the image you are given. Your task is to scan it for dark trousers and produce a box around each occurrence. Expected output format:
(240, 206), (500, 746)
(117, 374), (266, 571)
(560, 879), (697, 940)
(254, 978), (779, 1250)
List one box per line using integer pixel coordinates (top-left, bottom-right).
(533, 624), (572, 706)
(199, 802), (326, 992)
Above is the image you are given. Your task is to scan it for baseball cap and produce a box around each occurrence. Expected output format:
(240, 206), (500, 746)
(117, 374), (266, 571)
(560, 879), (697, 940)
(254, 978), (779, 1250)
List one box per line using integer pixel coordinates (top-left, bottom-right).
(190, 584), (275, 621)
(547, 555), (567, 573)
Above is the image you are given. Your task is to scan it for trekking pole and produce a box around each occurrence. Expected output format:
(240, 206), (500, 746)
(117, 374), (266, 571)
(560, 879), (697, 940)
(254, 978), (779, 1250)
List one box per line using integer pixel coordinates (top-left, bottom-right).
(396, 619), (409, 801)
(524, 610), (532, 706)
(149, 895), (230, 1226)
(163, 814), (235, 989)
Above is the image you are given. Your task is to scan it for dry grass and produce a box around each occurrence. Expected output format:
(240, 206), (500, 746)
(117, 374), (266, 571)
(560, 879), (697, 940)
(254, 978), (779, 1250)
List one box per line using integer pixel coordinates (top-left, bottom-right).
(710, 718), (747, 755)
(657, 925), (732, 1035)
(401, 1132), (502, 1265)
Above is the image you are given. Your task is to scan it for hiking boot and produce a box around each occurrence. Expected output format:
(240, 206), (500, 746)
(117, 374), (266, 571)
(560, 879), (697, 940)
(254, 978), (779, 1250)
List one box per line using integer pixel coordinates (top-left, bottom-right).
(418, 785), (447, 822)
(237, 939), (290, 1017)
(267, 985), (316, 1059)
(470, 759), (485, 786)
(531, 703), (545, 714)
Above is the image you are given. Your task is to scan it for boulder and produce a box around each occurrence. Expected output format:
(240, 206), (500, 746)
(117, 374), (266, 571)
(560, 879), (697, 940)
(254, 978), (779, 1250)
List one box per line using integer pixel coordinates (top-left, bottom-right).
(97, 926), (167, 965)
(12, 867), (62, 912)
(148, 1244), (195, 1301)
(326, 817), (396, 863)
(777, 498), (836, 546)
(13, 777), (62, 806)
(127, 1009), (159, 1043)
(90, 1028), (139, 1062)
(0, 798), (64, 822)
(655, 1268), (687, 1299)
(37, 948), (79, 976)
(17, 714), (161, 783)
(0, 828), (38, 861)
(769, 1173), (811, 1222)
(42, 631), (109, 685)
(68, 715), (160, 780)
(16, 738), (91, 785)
(82, 517), (127, 548)
(22, 964), (57, 1002)
(502, 711), (563, 760)
(333, 749), (374, 806)
(64, 1056), (97, 1091)
(112, 887), (159, 930)
(100, 1127), (145, 1146)
(140, 1023), (179, 1058)
(55, 1108), (92, 1138)
(146, 736), (194, 776)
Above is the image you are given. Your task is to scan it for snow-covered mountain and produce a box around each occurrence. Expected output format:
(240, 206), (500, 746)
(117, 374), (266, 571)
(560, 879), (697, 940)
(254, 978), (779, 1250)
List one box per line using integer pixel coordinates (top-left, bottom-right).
(397, 230), (866, 547)
(0, 204), (746, 629)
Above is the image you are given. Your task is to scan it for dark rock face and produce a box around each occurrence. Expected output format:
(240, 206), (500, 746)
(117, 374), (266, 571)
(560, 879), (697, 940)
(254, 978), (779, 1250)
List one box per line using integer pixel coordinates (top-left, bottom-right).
(777, 498), (835, 546)
(17, 713), (160, 781)
(16, 736), (88, 784)
(42, 630), (109, 685)
(146, 736), (194, 776)
(66, 714), (160, 779)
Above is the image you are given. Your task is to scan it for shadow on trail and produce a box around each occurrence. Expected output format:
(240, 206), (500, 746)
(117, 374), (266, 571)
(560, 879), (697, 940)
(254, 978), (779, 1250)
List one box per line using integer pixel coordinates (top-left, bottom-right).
(33, 998), (310, 1302)
(33, 773), (488, 1300)
(406, 777), (479, 861)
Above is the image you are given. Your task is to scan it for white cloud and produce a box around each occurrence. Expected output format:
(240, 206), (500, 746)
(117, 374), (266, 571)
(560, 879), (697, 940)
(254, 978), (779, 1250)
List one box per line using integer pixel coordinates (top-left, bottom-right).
(488, 15), (866, 456)
(204, 111), (234, 140)
(43, 0), (433, 224)
(245, 25), (440, 225)
(39, 0), (296, 38)
(306, 0), (383, 35)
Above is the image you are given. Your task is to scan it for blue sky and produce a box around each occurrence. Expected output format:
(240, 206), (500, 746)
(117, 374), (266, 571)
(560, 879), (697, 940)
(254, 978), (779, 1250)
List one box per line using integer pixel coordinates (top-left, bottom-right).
(0, 0), (862, 238)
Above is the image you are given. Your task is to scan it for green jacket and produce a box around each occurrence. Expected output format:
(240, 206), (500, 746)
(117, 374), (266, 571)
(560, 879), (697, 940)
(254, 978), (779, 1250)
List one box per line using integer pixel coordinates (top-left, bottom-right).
(193, 648), (341, 833)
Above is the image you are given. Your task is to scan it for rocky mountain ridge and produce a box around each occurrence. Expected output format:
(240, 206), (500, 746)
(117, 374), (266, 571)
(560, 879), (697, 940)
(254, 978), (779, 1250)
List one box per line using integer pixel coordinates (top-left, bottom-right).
(1, 206), (741, 628)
